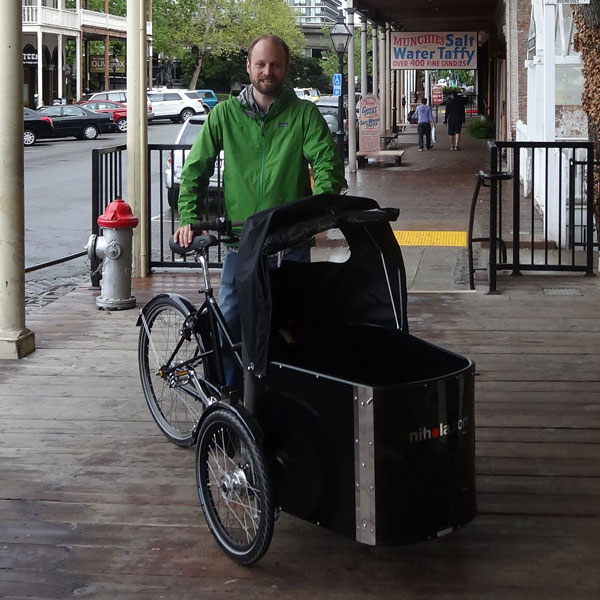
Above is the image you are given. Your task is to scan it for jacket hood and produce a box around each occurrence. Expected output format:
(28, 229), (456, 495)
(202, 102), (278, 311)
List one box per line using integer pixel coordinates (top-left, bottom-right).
(237, 84), (298, 119)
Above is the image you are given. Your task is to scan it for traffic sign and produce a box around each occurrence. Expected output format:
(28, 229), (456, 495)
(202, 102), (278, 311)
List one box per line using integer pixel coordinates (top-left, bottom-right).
(333, 73), (342, 96)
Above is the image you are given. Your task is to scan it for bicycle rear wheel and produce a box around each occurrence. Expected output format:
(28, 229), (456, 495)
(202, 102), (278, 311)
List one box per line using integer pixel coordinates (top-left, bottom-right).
(138, 296), (213, 446)
(196, 408), (274, 564)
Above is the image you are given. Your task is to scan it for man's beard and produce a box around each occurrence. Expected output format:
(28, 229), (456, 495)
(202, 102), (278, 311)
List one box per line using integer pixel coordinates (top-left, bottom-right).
(252, 76), (285, 97)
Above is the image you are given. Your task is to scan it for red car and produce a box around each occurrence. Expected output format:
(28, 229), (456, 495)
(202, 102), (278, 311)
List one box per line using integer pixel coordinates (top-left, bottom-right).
(79, 100), (127, 132)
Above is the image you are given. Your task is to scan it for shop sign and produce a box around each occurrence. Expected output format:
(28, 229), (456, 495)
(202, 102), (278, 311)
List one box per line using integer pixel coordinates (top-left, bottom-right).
(431, 85), (443, 106)
(391, 32), (477, 70)
(23, 52), (38, 65)
(90, 56), (126, 74)
(358, 94), (381, 153)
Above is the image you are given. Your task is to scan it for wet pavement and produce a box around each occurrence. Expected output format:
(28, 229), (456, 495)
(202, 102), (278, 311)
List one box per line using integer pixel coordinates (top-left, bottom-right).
(346, 122), (491, 290)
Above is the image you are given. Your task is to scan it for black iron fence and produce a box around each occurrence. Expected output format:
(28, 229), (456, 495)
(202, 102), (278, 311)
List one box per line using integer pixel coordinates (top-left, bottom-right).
(90, 144), (126, 287)
(482, 141), (596, 292)
(147, 144), (225, 271)
(90, 143), (225, 284)
(92, 140), (597, 295)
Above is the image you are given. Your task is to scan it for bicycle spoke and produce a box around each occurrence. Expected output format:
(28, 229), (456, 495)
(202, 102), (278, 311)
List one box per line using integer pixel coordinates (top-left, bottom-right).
(140, 300), (212, 446)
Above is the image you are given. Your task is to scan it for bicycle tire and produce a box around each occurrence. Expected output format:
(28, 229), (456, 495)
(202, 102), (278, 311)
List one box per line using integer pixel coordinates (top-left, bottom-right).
(196, 408), (274, 565)
(138, 296), (213, 446)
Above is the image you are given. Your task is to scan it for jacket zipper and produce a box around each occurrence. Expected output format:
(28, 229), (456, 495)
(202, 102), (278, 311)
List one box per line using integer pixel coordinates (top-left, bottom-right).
(259, 118), (265, 211)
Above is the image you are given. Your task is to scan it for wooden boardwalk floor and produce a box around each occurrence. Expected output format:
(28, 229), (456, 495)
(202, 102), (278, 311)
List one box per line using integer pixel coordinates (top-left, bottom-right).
(2, 273), (600, 599)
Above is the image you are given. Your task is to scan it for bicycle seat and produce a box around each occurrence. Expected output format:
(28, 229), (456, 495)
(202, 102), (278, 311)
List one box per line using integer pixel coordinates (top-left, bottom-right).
(169, 234), (219, 256)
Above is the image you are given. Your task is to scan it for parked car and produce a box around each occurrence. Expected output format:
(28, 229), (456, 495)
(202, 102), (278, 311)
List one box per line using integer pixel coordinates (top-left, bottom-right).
(294, 88), (321, 102)
(315, 95), (359, 151)
(23, 107), (54, 146)
(195, 89), (219, 110)
(84, 89), (154, 121)
(164, 115), (224, 209)
(36, 104), (115, 140)
(147, 89), (207, 122)
(78, 99), (127, 132)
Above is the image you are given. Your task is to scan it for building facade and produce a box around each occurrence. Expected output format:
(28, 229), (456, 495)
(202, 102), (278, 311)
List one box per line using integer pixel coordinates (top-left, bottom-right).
(21, 0), (151, 107)
(290, 0), (342, 26)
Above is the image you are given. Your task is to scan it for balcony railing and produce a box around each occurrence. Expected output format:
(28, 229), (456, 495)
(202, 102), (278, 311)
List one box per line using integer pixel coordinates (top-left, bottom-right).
(22, 6), (129, 34)
(81, 9), (127, 32)
(23, 6), (79, 30)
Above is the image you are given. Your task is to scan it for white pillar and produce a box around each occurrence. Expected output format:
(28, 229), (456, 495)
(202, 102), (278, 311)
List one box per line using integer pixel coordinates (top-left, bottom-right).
(379, 26), (385, 136)
(385, 23), (391, 130)
(36, 29), (43, 107)
(0, 0), (35, 358)
(347, 3), (357, 173)
(127, 0), (149, 276)
(360, 18), (367, 97)
(57, 34), (63, 100)
(75, 33), (82, 100)
(396, 69), (402, 126)
(404, 70), (410, 119)
(371, 26), (378, 94)
(543, 0), (556, 142)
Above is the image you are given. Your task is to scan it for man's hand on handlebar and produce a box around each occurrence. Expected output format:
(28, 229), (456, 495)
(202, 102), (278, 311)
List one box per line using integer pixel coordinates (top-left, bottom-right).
(174, 224), (194, 248)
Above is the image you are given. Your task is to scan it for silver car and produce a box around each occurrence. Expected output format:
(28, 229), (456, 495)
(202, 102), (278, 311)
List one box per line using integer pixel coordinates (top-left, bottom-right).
(165, 115), (224, 210)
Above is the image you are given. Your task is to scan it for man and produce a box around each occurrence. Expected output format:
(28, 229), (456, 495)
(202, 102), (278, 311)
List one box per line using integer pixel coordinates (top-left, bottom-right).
(415, 97), (434, 151)
(444, 91), (466, 150)
(174, 34), (345, 385)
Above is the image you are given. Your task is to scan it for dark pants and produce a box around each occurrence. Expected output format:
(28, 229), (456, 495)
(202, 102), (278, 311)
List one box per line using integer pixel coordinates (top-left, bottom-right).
(418, 122), (432, 150)
(219, 245), (311, 388)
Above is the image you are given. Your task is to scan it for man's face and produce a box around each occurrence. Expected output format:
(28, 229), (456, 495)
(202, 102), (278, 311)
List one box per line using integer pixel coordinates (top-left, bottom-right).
(246, 40), (289, 97)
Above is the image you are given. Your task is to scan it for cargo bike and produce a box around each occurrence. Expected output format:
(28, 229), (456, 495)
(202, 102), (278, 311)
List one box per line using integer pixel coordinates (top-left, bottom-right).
(137, 194), (476, 565)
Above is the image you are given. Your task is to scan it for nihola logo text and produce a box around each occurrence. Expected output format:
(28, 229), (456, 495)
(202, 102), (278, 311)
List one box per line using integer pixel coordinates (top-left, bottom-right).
(408, 417), (470, 443)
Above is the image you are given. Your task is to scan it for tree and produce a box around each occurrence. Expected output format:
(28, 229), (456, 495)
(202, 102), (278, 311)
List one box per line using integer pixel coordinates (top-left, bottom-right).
(320, 25), (374, 93)
(152, 0), (304, 90)
(288, 55), (329, 91)
(84, 0), (127, 15)
(573, 1), (600, 233)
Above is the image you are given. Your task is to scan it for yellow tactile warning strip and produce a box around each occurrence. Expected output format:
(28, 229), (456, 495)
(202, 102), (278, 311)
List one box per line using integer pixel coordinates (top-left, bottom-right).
(393, 230), (467, 247)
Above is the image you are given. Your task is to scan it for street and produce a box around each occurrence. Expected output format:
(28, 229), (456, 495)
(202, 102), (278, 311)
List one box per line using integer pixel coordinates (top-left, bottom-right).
(24, 121), (182, 296)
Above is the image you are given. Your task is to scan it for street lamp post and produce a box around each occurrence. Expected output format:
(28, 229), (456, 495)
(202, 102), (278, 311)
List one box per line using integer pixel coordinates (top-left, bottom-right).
(110, 56), (120, 90)
(330, 18), (352, 161)
(63, 64), (71, 103)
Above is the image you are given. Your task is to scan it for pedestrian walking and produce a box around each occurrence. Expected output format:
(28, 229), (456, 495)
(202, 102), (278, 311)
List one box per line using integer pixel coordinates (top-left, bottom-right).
(444, 91), (466, 150)
(415, 97), (434, 151)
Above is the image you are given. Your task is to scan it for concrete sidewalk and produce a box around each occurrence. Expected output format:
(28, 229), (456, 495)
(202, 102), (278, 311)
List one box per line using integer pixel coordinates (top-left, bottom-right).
(347, 123), (490, 291)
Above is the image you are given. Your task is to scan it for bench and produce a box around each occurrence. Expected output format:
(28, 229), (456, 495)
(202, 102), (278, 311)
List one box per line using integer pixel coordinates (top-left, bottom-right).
(356, 149), (405, 167)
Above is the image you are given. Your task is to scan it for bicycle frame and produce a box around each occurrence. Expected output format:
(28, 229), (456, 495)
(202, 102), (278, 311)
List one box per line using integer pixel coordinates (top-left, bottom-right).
(194, 249), (245, 394)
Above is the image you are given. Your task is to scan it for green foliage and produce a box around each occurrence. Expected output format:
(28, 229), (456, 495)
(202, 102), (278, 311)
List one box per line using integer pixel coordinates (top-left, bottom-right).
(467, 117), (495, 139)
(181, 51), (248, 90)
(288, 55), (329, 91)
(320, 25), (374, 92)
(434, 69), (474, 86)
(85, 0), (127, 16)
(152, 0), (304, 61)
(152, 0), (304, 88)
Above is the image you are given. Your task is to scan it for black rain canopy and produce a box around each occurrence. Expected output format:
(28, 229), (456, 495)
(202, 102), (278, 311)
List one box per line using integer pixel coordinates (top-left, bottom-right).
(236, 194), (409, 377)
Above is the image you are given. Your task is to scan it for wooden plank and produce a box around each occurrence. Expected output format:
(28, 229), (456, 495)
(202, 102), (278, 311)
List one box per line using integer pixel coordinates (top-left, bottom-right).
(3, 269), (600, 598)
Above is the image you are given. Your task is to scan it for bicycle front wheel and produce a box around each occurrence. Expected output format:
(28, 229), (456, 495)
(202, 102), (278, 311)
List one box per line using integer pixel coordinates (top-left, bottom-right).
(196, 408), (274, 565)
(138, 296), (213, 446)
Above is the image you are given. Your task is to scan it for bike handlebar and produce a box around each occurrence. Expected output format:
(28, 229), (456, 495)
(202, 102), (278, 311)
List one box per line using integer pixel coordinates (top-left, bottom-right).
(190, 217), (228, 233)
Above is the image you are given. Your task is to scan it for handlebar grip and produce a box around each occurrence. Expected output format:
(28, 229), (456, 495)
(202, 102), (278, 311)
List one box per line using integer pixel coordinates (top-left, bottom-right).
(190, 217), (227, 232)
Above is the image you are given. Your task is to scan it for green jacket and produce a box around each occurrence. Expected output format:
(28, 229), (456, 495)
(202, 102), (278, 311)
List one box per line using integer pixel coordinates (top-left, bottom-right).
(177, 86), (346, 228)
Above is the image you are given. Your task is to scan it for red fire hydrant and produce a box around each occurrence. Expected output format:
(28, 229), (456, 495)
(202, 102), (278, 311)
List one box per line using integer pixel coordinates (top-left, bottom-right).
(87, 198), (139, 310)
